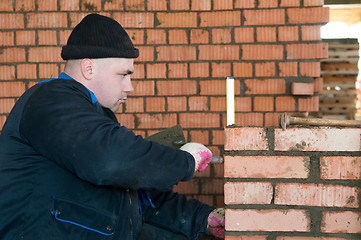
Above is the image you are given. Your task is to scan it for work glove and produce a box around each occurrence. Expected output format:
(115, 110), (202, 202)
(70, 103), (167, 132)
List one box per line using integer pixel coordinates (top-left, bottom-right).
(207, 208), (225, 239)
(180, 142), (212, 172)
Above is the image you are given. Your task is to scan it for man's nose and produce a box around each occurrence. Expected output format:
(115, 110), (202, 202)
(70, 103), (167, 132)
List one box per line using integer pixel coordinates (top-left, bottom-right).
(125, 76), (134, 94)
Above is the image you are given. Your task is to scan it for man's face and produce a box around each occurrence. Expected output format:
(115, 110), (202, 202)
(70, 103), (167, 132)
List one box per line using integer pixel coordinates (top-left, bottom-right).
(91, 58), (134, 112)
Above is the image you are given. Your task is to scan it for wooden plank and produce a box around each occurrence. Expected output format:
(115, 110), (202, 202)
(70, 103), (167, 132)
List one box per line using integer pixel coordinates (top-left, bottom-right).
(323, 81), (356, 88)
(321, 58), (359, 63)
(321, 89), (357, 96)
(319, 96), (356, 104)
(321, 62), (358, 70)
(321, 69), (359, 75)
(323, 76), (357, 82)
(327, 50), (359, 57)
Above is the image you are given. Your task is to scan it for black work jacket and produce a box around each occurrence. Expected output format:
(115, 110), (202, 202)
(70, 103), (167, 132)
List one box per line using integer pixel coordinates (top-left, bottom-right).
(0, 73), (214, 240)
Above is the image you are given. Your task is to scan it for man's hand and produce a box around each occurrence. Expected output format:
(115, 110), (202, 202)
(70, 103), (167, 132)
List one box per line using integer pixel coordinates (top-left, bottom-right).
(207, 208), (225, 239)
(180, 142), (212, 172)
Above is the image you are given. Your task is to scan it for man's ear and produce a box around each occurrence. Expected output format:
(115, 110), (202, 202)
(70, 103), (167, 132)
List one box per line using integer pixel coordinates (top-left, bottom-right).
(80, 58), (94, 80)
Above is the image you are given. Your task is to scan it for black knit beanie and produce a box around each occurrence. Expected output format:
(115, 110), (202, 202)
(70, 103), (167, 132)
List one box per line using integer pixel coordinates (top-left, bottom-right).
(61, 14), (139, 60)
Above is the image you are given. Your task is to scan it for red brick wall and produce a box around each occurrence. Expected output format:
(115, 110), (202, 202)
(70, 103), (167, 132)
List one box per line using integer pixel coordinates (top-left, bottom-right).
(224, 126), (361, 239)
(0, 0), (329, 216)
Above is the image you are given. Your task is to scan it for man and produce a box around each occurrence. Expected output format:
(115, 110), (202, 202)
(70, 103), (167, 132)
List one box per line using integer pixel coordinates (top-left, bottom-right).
(0, 13), (224, 239)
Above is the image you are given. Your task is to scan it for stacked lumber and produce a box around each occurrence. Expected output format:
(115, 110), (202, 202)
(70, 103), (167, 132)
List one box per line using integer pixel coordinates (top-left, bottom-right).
(320, 38), (359, 120)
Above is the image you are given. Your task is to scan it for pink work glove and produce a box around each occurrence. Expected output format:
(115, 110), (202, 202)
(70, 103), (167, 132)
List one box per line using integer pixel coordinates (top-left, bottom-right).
(207, 208), (225, 239)
(180, 142), (212, 172)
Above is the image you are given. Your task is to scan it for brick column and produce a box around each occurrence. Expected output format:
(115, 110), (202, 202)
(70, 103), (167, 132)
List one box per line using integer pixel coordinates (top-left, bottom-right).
(224, 126), (361, 239)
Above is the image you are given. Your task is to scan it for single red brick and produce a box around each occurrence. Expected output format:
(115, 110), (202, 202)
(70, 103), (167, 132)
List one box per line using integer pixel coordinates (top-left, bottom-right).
(213, 163), (224, 177)
(321, 211), (361, 233)
(157, 80), (197, 96)
(200, 11), (241, 27)
(287, 7), (329, 24)
(189, 96), (209, 111)
(146, 63), (166, 79)
(291, 82), (314, 95)
(59, 0), (79, 10)
(286, 43), (328, 60)
(233, 62), (253, 77)
(234, 27), (254, 43)
(38, 64), (58, 79)
(278, 62), (298, 77)
(279, 0), (300, 7)
(234, 0), (255, 8)
(274, 128), (361, 152)
(16, 30), (36, 46)
(313, 77), (323, 93)
(0, 82), (26, 97)
(136, 46), (154, 62)
(0, 32), (14, 46)
(156, 46), (196, 61)
(254, 96), (274, 111)
(167, 96), (187, 112)
(28, 47), (62, 63)
(264, 112), (281, 127)
(234, 112), (264, 127)
(213, 0), (233, 10)
(124, 97), (144, 113)
(37, 0), (57, 10)
(137, 113), (177, 129)
(17, 64), (37, 79)
(212, 130), (224, 145)
(258, 0), (278, 8)
(169, 0), (189, 10)
(16, 0), (35, 11)
(245, 79), (285, 94)
(173, 179), (199, 194)
(300, 62), (321, 77)
(0, 98), (16, 113)
(0, 14), (24, 29)
(156, 12), (197, 28)
(131, 80), (155, 96)
(224, 127), (268, 151)
(244, 9), (285, 25)
(212, 28), (232, 44)
(256, 27), (276, 42)
(199, 45), (239, 60)
(168, 29), (188, 44)
(38, 30), (57, 45)
(125, 0), (145, 10)
(226, 209), (309, 231)
(103, 0), (124, 10)
(146, 97), (166, 112)
(190, 29), (209, 44)
(191, 0), (211, 10)
(275, 96), (296, 111)
(199, 79), (241, 95)
(190, 62), (209, 78)
(127, 29), (144, 45)
(168, 63), (188, 78)
(81, 0), (102, 11)
(113, 12), (154, 28)
(0, 48), (26, 63)
(211, 62), (231, 78)
(255, 62), (275, 77)
(179, 113), (220, 128)
(189, 130), (209, 144)
(224, 155), (309, 178)
(304, 0), (324, 7)
(132, 63), (145, 80)
(0, 65), (15, 80)
(200, 179), (223, 194)
(275, 183), (359, 208)
(224, 182), (273, 205)
(298, 93), (324, 112)
(242, 44), (283, 60)
(26, 13), (67, 28)
(59, 30), (72, 46)
(146, 29), (166, 44)
(320, 156), (361, 180)
(301, 25), (321, 41)
(0, 0), (13, 11)
(278, 26), (299, 42)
